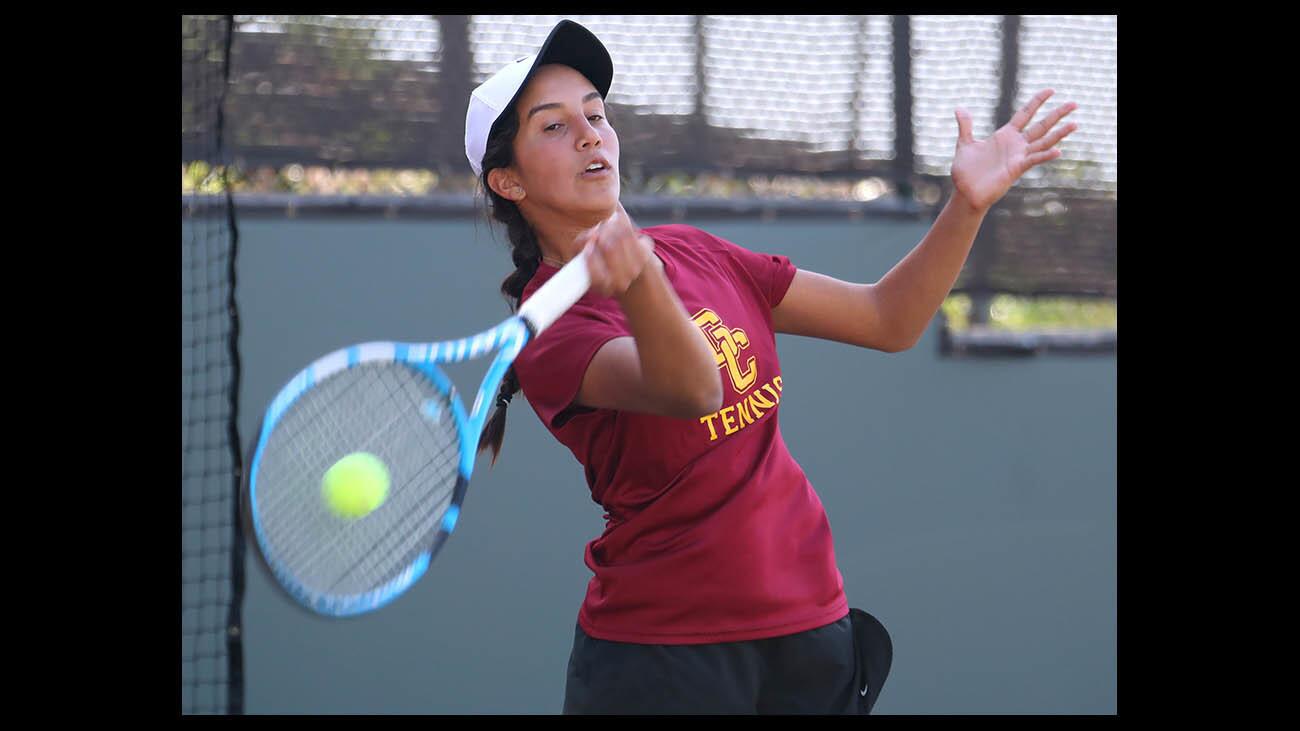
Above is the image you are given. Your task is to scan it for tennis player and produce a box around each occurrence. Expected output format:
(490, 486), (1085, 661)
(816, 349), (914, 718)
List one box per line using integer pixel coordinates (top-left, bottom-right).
(466, 20), (1077, 715)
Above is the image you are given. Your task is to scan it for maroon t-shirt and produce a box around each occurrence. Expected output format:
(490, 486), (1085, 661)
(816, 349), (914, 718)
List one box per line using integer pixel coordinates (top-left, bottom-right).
(513, 223), (847, 645)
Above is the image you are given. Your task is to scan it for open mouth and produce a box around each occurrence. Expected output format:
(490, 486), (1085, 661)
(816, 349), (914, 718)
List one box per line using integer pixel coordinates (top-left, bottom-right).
(581, 160), (612, 178)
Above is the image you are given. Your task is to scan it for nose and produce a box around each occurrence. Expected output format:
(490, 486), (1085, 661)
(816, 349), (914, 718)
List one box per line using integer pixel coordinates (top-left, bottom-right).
(576, 117), (601, 150)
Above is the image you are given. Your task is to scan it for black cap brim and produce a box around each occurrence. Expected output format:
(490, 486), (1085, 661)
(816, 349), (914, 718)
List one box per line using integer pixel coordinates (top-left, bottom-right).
(492, 20), (614, 138)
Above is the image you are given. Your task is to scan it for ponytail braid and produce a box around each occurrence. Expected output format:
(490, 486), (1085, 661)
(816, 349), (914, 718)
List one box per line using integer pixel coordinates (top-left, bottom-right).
(476, 101), (538, 465)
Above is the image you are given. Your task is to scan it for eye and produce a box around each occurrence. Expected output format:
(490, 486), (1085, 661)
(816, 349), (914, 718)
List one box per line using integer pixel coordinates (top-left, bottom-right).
(588, 114), (604, 123)
(544, 122), (563, 132)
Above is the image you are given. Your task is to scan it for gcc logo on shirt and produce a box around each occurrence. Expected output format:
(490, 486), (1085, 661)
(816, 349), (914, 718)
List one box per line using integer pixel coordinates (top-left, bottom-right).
(691, 308), (757, 394)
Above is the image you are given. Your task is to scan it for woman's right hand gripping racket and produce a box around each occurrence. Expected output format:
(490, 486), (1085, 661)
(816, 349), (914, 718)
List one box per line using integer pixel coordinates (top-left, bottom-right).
(242, 256), (590, 617)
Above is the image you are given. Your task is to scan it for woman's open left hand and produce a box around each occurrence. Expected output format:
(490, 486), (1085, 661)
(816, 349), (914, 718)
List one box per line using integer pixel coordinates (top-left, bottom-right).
(950, 89), (1079, 213)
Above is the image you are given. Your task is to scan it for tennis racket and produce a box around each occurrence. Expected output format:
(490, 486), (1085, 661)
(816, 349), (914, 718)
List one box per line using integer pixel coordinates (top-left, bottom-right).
(242, 256), (590, 617)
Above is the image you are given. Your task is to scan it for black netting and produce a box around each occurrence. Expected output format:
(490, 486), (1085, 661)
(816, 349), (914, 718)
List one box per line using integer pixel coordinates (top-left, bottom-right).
(209, 15), (1115, 296)
(181, 13), (245, 716)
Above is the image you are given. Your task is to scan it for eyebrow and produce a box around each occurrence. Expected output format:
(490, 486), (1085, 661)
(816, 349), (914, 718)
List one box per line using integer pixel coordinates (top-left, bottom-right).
(526, 91), (603, 120)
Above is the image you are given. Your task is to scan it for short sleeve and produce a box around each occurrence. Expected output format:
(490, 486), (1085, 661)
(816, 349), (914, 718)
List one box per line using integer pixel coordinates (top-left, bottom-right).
(691, 228), (797, 309)
(511, 303), (626, 432)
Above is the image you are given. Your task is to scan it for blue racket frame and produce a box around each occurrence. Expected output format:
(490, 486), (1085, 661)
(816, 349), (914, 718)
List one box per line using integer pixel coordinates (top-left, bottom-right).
(246, 316), (532, 617)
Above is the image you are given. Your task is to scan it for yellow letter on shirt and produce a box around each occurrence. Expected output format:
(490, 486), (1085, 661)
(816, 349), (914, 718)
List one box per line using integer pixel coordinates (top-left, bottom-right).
(699, 412), (720, 441)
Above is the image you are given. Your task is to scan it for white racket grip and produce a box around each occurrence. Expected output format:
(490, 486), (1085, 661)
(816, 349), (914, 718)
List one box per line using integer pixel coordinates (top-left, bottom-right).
(516, 253), (591, 336)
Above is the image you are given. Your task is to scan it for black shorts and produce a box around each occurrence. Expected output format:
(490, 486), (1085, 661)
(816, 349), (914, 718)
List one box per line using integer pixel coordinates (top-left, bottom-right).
(563, 607), (892, 715)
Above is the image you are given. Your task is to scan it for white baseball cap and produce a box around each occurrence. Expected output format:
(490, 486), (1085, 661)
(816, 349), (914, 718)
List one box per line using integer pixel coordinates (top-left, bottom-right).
(464, 20), (614, 178)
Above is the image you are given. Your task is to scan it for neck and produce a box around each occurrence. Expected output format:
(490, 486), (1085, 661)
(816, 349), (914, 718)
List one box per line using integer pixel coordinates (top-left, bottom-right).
(524, 205), (614, 267)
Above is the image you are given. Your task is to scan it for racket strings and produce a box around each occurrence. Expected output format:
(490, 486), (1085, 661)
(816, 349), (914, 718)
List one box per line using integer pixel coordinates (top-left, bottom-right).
(262, 369), (457, 595)
(274, 364), (456, 551)
(324, 450), (458, 593)
(255, 362), (462, 599)
(304, 395), (458, 588)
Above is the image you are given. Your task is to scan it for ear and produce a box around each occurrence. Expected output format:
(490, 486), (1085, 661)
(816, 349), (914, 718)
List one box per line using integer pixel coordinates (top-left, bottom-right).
(487, 168), (526, 202)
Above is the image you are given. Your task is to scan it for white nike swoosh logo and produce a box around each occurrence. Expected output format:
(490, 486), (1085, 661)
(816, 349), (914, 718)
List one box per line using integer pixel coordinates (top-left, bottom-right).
(860, 684), (869, 697)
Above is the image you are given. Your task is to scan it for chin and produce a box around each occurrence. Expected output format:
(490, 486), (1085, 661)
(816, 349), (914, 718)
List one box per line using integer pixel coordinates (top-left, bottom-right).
(577, 189), (621, 216)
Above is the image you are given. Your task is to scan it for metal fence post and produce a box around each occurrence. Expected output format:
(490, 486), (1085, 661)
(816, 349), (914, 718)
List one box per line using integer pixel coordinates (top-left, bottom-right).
(436, 15), (473, 175)
(891, 15), (913, 199)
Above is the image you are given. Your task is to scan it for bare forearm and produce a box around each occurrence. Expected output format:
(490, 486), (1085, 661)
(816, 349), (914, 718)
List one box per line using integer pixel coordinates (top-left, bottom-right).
(616, 248), (723, 414)
(874, 192), (988, 349)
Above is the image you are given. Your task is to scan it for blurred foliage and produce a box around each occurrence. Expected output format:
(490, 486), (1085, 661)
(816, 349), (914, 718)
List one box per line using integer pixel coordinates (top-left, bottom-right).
(181, 160), (1114, 332)
(182, 161), (231, 195)
(942, 293), (1116, 332)
(182, 162), (440, 195)
(181, 162), (898, 201)
(941, 295), (972, 331)
(642, 172), (894, 201)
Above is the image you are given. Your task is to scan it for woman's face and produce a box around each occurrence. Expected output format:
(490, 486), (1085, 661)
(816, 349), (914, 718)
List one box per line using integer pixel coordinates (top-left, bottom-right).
(497, 63), (621, 224)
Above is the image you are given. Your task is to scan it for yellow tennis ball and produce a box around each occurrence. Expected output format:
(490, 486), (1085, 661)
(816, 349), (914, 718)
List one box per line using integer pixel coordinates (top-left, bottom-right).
(321, 452), (390, 520)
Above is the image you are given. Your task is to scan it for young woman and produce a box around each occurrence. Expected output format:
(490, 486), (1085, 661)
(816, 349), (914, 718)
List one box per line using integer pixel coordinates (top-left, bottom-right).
(465, 20), (1077, 715)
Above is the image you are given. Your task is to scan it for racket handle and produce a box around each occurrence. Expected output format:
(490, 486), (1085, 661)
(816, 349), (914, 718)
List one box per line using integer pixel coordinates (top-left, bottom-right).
(517, 254), (591, 335)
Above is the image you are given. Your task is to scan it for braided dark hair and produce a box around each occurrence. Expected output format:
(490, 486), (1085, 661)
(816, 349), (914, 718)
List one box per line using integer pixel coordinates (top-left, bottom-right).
(476, 100), (539, 465)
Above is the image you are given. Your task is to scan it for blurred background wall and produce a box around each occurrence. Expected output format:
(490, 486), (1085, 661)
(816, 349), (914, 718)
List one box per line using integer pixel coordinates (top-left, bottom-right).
(223, 216), (1116, 714)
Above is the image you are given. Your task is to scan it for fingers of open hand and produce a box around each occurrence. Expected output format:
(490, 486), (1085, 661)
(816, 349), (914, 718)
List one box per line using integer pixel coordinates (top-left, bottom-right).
(1009, 88), (1055, 132)
(1023, 148), (1063, 170)
(954, 108), (975, 145)
(1028, 119), (1078, 154)
(1025, 102), (1078, 143)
